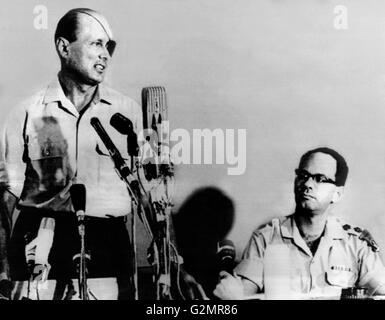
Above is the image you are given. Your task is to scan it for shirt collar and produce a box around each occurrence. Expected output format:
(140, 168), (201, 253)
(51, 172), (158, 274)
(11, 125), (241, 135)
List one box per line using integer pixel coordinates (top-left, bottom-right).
(96, 84), (113, 105)
(281, 213), (347, 241)
(43, 77), (113, 109)
(281, 214), (312, 256)
(281, 214), (295, 239)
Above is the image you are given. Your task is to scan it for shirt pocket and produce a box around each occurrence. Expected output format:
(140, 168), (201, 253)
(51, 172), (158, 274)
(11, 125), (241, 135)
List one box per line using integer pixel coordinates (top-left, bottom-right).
(325, 266), (357, 288)
(26, 134), (72, 190)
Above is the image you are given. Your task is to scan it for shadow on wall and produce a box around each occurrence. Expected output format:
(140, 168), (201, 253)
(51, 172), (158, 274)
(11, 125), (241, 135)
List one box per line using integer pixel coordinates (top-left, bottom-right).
(173, 186), (234, 298)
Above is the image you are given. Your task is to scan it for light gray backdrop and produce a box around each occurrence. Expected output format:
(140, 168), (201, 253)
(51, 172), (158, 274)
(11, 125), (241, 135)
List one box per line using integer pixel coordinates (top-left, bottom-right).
(1, 0), (385, 264)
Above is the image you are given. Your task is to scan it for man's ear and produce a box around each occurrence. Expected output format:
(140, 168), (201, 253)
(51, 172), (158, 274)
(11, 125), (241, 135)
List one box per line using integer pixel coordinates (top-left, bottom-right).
(331, 186), (344, 204)
(56, 37), (70, 59)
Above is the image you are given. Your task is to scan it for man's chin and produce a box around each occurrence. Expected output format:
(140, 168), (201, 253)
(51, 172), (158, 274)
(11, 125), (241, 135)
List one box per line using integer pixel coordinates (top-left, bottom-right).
(90, 74), (105, 84)
(83, 71), (106, 86)
(85, 77), (104, 86)
(296, 201), (316, 212)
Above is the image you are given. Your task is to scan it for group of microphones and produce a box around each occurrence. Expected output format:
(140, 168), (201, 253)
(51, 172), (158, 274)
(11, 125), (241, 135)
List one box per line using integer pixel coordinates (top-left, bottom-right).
(24, 113), (236, 298)
(91, 113), (139, 180)
(25, 112), (137, 287)
(90, 113), (144, 209)
(26, 184), (87, 288)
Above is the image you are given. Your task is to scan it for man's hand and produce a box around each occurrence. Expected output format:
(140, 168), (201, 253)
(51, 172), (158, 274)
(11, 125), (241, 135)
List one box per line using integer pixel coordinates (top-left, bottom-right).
(213, 271), (245, 300)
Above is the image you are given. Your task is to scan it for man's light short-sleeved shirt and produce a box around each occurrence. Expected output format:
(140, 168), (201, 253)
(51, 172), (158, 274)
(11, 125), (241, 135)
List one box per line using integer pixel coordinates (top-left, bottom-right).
(0, 78), (143, 217)
(235, 214), (385, 298)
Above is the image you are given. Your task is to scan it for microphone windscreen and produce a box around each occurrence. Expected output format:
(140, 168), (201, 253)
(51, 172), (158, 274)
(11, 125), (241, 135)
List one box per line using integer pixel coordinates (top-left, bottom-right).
(217, 240), (236, 274)
(110, 113), (133, 135)
(70, 184), (86, 212)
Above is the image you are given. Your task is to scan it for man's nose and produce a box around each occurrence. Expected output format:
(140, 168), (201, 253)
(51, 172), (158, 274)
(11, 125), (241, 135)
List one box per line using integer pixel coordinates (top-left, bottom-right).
(303, 176), (315, 188)
(99, 46), (110, 61)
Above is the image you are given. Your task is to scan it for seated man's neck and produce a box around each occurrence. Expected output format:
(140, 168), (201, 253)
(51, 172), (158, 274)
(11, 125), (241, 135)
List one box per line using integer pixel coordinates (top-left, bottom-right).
(294, 208), (328, 238)
(59, 71), (97, 113)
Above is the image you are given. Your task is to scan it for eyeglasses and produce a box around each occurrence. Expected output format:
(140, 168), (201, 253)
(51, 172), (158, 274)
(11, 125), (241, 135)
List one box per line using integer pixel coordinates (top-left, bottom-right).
(295, 169), (336, 185)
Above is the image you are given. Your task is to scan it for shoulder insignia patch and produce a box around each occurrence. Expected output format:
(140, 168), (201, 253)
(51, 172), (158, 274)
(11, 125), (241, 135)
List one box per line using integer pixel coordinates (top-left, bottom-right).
(342, 224), (351, 231)
(359, 229), (380, 252)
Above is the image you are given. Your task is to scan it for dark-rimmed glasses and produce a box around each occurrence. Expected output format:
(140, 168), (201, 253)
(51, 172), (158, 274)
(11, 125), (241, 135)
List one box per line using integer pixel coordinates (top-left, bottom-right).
(295, 169), (336, 185)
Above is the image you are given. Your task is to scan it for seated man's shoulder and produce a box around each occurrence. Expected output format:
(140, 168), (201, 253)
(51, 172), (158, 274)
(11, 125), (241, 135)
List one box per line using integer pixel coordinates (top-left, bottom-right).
(338, 218), (380, 252)
(253, 215), (289, 237)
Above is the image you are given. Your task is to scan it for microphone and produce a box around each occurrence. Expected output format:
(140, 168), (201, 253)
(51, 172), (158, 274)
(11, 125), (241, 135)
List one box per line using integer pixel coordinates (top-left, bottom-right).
(110, 113), (139, 157)
(217, 240), (236, 276)
(34, 218), (55, 265)
(110, 112), (133, 135)
(24, 217), (55, 285)
(69, 183), (91, 287)
(90, 117), (133, 180)
(70, 184), (86, 227)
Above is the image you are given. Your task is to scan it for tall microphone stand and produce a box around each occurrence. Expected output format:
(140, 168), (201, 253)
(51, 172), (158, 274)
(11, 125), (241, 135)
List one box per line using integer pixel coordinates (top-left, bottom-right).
(70, 184), (96, 300)
(74, 217), (96, 300)
(90, 118), (154, 300)
(152, 200), (172, 300)
(77, 214), (88, 300)
(129, 154), (139, 300)
(91, 117), (176, 300)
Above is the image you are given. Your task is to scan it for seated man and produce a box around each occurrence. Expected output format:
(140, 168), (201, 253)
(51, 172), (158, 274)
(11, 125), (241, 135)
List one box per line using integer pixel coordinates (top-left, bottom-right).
(214, 147), (385, 299)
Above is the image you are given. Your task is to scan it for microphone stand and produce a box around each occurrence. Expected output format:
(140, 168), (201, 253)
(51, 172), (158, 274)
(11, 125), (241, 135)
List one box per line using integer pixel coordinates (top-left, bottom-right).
(141, 152), (174, 299)
(130, 155), (139, 300)
(112, 146), (173, 300)
(152, 200), (172, 300)
(71, 214), (94, 300)
(74, 214), (98, 300)
(90, 117), (170, 300)
(77, 215), (88, 300)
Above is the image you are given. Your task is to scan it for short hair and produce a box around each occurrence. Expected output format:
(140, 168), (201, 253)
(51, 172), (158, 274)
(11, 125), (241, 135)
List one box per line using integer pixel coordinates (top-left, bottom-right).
(298, 147), (349, 186)
(55, 8), (100, 43)
(55, 9), (81, 43)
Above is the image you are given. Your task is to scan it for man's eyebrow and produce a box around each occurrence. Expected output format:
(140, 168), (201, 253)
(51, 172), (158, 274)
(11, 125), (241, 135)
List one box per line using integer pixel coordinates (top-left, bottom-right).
(298, 169), (329, 177)
(90, 38), (106, 44)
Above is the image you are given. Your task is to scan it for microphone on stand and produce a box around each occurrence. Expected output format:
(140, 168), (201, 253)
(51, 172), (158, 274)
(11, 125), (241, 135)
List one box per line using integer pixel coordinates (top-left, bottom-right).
(90, 117), (133, 181)
(217, 240), (236, 278)
(70, 184), (86, 228)
(69, 183), (90, 299)
(110, 112), (173, 181)
(110, 113), (139, 157)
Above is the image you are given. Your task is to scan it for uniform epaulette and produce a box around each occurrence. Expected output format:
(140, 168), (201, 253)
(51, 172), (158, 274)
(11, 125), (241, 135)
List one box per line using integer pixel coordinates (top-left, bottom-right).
(342, 224), (379, 252)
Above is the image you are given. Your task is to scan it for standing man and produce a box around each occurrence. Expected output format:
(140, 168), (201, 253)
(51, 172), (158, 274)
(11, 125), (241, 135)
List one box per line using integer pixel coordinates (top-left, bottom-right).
(0, 8), (143, 299)
(214, 147), (385, 299)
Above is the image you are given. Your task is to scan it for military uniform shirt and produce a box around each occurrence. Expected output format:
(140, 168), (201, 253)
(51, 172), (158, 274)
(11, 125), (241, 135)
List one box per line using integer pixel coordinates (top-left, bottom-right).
(235, 214), (385, 298)
(0, 77), (143, 217)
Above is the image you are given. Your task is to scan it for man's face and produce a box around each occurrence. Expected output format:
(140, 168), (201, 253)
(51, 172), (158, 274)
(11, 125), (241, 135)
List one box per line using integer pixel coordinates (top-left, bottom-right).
(294, 152), (341, 215)
(65, 14), (112, 85)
